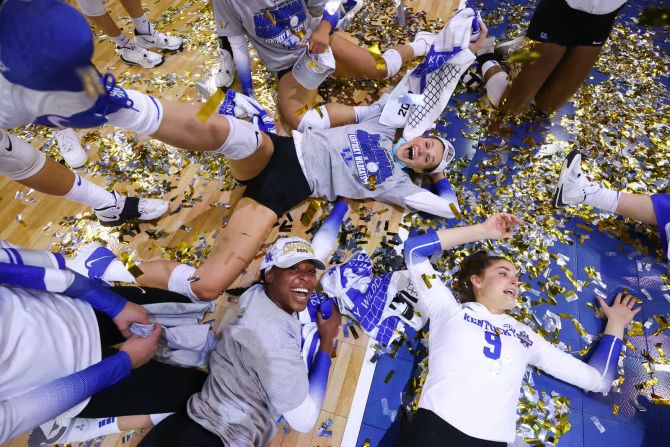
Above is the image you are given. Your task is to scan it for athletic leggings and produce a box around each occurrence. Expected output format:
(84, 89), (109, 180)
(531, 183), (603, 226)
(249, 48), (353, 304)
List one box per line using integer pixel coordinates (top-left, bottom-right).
(76, 286), (208, 417)
(138, 410), (224, 447)
(396, 409), (507, 447)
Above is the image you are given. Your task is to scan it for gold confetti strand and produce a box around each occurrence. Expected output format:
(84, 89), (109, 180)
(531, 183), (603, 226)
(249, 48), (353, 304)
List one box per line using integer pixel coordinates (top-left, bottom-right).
(507, 49), (541, 64)
(651, 393), (670, 406)
(196, 88), (225, 123)
(612, 404), (620, 416)
(367, 42), (387, 73)
(118, 252), (144, 278)
(77, 66), (105, 99)
(293, 104), (309, 117)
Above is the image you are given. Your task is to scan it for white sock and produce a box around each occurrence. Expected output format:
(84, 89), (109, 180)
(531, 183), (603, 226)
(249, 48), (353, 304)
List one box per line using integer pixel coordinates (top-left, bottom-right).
(353, 102), (383, 123)
(583, 186), (621, 213)
(110, 34), (131, 48)
(168, 264), (203, 302)
(485, 71), (508, 107)
(63, 175), (116, 209)
(408, 40), (428, 57)
(59, 417), (120, 443)
(132, 16), (151, 34)
(149, 413), (173, 426)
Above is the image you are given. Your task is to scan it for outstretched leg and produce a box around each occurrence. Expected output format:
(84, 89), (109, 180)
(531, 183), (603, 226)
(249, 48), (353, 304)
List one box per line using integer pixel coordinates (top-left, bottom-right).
(139, 198), (278, 301)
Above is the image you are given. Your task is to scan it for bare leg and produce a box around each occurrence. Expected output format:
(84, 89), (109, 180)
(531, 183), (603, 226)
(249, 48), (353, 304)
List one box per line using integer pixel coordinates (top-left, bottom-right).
(330, 33), (414, 80)
(88, 13), (123, 38)
(616, 193), (657, 225)
(533, 45), (602, 114)
(153, 100), (275, 180)
(138, 198), (278, 300)
(496, 41), (566, 115)
(277, 72), (320, 131)
(118, 415), (153, 431)
(119, 0), (144, 19)
(17, 157), (75, 195)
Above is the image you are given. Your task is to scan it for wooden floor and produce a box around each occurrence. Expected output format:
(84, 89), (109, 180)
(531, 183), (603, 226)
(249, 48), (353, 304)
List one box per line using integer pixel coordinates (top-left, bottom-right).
(1, 0), (457, 446)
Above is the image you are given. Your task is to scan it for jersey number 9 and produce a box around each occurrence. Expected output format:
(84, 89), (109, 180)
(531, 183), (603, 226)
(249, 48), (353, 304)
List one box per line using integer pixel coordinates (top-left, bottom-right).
(483, 330), (501, 360)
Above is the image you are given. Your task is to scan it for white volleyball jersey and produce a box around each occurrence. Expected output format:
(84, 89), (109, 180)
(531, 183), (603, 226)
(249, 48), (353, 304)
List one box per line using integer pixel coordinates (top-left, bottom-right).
(406, 242), (610, 443)
(0, 285), (100, 419)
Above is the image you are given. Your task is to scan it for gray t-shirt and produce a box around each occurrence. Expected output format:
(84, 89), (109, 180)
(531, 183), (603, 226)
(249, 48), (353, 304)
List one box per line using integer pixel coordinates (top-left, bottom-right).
(298, 115), (429, 209)
(215, 0), (328, 72)
(188, 285), (308, 446)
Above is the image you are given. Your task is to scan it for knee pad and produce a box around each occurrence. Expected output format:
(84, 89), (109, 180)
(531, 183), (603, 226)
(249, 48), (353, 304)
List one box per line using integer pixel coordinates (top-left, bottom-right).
(382, 49), (402, 79)
(485, 71), (508, 108)
(107, 89), (164, 136)
(74, 0), (107, 16)
(214, 115), (262, 160)
(168, 264), (204, 303)
(0, 130), (46, 180)
(297, 105), (330, 132)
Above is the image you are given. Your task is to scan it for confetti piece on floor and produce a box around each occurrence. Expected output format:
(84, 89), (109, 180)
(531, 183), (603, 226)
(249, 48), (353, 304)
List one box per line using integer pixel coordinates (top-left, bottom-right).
(196, 88), (225, 123)
(590, 415), (606, 433)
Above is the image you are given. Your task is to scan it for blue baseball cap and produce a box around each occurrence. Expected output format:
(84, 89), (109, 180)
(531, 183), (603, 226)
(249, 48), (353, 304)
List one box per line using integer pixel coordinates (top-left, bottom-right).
(0, 0), (94, 91)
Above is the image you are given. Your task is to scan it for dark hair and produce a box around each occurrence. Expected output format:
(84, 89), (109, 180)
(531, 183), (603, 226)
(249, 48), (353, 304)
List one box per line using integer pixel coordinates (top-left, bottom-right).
(453, 251), (511, 303)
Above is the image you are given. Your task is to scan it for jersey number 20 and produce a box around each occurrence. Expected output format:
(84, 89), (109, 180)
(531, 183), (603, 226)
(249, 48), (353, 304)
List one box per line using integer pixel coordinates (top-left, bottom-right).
(483, 330), (501, 360)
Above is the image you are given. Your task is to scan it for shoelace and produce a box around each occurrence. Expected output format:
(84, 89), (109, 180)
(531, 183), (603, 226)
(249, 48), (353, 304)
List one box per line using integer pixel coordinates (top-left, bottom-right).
(99, 73), (135, 116)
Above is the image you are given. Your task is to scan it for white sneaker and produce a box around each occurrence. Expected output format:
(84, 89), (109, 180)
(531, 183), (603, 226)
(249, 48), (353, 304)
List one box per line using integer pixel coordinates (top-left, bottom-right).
(553, 150), (599, 207)
(494, 36), (525, 60)
(55, 128), (87, 168)
(95, 191), (169, 226)
(134, 24), (183, 51)
(215, 48), (235, 88)
(118, 43), (164, 68)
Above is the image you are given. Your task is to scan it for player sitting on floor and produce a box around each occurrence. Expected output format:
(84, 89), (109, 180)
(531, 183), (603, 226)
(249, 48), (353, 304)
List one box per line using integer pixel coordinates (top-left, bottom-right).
(138, 237), (341, 446)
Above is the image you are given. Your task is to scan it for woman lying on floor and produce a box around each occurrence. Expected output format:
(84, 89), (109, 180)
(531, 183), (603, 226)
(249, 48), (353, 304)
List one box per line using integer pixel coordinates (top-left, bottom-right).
(396, 213), (639, 446)
(137, 90), (460, 303)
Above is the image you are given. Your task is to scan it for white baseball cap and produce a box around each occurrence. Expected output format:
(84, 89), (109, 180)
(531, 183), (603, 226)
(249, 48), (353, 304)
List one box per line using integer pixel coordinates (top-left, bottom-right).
(428, 136), (455, 174)
(292, 46), (336, 90)
(260, 237), (326, 273)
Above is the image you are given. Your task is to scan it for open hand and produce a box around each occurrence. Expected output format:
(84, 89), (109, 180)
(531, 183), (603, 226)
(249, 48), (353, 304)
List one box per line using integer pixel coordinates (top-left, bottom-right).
(598, 292), (641, 329)
(481, 213), (524, 240)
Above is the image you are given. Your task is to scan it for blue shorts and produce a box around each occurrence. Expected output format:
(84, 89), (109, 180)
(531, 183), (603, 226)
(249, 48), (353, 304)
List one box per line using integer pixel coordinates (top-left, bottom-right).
(651, 193), (670, 262)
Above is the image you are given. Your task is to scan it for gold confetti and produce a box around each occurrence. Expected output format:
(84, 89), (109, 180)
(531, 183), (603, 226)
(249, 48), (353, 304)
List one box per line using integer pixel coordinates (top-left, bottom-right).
(651, 393), (670, 406)
(118, 253), (144, 278)
(612, 404), (620, 416)
(294, 104), (309, 117)
(77, 66), (105, 99)
(196, 88), (225, 123)
(507, 49), (541, 64)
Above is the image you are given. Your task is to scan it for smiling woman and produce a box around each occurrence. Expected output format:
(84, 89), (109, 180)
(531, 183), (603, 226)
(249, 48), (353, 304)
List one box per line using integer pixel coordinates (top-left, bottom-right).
(396, 213), (641, 446)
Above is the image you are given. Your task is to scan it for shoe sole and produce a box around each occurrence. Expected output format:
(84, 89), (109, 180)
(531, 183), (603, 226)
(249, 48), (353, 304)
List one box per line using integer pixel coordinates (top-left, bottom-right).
(119, 53), (165, 69)
(98, 201), (169, 227)
(553, 149), (581, 208)
(63, 155), (88, 169)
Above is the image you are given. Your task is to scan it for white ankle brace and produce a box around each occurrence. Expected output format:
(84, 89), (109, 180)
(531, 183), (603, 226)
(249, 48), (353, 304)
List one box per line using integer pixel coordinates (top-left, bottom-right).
(297, 106), (331, 132)
(168, 264), (202, 302)
(382, 49), (402, 78)
(485, 71), (508, 108)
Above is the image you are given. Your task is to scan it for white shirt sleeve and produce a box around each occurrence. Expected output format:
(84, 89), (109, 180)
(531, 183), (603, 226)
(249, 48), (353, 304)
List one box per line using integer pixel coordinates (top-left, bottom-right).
(529, 333), (610, 393)
(404, 190), (456, 219)
(404, 233), (461, 320)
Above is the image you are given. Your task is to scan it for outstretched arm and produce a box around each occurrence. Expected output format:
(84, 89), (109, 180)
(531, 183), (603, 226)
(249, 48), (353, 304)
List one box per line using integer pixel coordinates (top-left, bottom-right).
(0, 326), (161, 444)
(531, 293), (640, 393)
(404, 213), (523, 319)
